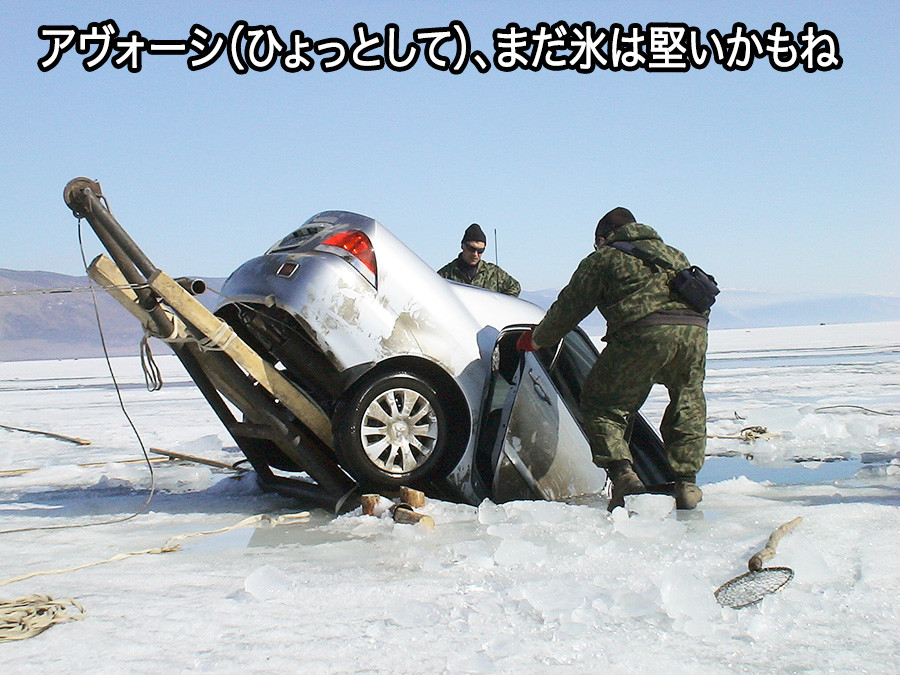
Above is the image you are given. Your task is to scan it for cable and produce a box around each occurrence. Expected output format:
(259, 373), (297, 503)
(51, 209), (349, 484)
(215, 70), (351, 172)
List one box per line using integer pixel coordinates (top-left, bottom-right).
(814, 405), (895, 416)
(0, 219), (158, 536)
(0, 510), (311, 589)
(0, 283), (148, 297)
(139, 334), (164, 392)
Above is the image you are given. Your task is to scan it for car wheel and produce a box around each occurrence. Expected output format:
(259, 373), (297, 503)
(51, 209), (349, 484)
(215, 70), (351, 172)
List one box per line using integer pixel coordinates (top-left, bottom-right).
(335, 372), (455, 489)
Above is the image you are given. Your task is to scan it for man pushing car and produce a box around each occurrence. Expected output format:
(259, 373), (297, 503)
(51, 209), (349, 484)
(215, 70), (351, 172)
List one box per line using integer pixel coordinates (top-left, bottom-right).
(517, 207), (712, 511)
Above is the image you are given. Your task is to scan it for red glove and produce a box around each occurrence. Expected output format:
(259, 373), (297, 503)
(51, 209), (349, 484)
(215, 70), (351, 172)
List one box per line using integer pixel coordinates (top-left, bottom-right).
(516, 328), (539, 352)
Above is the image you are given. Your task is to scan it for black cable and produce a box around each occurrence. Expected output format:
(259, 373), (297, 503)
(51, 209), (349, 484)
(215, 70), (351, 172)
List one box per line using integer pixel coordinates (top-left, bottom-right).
(0, 219), (158, 536)
(140, 334), (164, 392)
(814, 405), (894, 416)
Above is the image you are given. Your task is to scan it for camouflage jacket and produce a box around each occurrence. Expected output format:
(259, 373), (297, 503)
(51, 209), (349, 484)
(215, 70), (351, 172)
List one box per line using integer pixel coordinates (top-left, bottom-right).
(533, 223), (699, 345)
(437, 257), (521, 297)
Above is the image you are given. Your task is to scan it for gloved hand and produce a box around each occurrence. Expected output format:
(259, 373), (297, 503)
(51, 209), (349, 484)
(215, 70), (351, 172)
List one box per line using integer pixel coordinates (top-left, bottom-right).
(516, 328), (539, 352)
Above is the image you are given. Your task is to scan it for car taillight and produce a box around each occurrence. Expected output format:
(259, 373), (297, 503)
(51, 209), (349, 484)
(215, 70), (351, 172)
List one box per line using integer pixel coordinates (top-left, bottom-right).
(315, 230), (378, 287)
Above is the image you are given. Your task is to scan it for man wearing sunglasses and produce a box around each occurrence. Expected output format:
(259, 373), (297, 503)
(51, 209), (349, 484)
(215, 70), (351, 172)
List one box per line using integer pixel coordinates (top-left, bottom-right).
(437, 223), (520, 297)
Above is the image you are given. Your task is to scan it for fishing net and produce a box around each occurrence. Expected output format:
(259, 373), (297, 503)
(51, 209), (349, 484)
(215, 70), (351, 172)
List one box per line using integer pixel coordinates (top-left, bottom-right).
(714, 567), (794, 609)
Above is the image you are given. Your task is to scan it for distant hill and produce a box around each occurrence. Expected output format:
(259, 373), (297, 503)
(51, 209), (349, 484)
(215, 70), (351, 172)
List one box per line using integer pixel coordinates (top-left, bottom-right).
(0, 268), (223, 362)
(520, 288), (900, 331)
(2, 268), (898, 361)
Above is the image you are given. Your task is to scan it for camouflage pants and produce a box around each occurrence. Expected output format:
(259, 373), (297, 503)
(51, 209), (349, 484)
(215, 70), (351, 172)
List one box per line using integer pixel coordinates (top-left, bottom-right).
(580, 324), (708, 477)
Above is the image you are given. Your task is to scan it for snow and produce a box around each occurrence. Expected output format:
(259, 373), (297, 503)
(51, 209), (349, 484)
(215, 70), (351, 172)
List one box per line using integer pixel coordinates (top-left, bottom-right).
(1, 322), (898, 673)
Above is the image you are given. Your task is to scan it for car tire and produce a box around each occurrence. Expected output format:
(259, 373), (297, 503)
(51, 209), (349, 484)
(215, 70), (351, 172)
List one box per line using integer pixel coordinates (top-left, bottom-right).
(334, 371), (457, 490)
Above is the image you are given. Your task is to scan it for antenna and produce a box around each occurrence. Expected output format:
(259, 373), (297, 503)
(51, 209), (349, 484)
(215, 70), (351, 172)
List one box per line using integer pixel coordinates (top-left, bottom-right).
(494, 228), (499, 265)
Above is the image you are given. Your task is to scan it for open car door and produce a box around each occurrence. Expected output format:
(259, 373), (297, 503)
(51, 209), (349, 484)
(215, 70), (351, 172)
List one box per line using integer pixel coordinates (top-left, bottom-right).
(490, 328), (676, 503)
(491, 348), (606, 502)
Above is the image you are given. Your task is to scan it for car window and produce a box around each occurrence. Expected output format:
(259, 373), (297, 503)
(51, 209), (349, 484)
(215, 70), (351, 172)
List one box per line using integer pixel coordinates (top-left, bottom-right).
(535, 330), (598, 420)
(267, 225), (325, 253)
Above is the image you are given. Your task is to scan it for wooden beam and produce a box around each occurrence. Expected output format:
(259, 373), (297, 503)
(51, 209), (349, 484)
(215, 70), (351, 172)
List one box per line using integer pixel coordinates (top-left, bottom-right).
(147, 270), (332, 447)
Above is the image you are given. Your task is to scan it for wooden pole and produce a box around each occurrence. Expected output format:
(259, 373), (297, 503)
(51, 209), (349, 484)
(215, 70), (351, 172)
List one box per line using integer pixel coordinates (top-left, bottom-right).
(0, 424), (91, 446)
(147, 270), (332, 447)
(748, 516), (802, 571)
(87, 254), (186, 339)
(149, 447), (245, 471)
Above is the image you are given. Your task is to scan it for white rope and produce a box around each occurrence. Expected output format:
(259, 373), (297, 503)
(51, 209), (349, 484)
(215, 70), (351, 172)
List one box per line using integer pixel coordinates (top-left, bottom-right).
(198, 321), (237, 352)
(708, 426), (778, 443)
(0, 595), (85, 642)
(0, 511), (311, 588)
(143, 314), (191, 343)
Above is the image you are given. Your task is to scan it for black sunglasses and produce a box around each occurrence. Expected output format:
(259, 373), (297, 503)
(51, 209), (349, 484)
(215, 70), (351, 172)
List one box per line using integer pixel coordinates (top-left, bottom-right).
(463, 242), (486, 254)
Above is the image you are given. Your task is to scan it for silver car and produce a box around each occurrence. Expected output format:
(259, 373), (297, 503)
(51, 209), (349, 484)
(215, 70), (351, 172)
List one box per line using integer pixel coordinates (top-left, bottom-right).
(216, 211), (673, 505)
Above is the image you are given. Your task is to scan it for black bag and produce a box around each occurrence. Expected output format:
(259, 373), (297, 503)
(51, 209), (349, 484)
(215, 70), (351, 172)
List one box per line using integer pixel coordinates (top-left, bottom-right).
(608, 241), (719, 313)
(670, 266), (719, 313)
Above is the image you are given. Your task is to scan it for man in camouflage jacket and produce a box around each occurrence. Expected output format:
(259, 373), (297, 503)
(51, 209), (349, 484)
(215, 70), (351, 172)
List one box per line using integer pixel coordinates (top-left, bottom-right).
(437, 223), (521, 296)
(519, 207), (708, 510)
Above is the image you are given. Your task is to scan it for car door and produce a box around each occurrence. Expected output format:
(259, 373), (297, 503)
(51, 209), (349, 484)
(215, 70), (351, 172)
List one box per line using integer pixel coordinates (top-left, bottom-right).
(490, 328), (676, 503)
(491, 349), (607, 502)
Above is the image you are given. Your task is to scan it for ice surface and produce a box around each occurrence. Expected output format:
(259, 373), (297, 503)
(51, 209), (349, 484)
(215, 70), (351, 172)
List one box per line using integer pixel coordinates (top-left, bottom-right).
(622, 493), (675, 519)
(243, 564), (294, 601)
(0, 322), (898, 672)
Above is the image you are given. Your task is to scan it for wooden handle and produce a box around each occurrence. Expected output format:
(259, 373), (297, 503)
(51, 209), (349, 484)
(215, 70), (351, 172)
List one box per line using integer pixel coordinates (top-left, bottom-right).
(748, 516), (802, 571)
(0, 423), (91, 446)
(150, 447), (243, 471)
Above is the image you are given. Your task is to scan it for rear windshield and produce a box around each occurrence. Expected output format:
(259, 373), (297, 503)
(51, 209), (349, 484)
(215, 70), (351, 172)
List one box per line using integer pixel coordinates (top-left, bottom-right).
(267, 225), (325, 253)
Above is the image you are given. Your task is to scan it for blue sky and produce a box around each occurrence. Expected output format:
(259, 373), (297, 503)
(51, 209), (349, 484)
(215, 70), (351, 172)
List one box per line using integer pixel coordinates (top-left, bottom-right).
(1, 1), (897, 295)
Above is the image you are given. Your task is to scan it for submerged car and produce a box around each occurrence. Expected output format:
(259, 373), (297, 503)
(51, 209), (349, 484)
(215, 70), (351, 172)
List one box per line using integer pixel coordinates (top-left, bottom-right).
(216, 211), (673, 505)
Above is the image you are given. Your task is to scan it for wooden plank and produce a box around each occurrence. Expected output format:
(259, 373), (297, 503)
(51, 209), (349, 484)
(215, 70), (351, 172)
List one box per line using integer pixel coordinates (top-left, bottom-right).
(86, 254), (187, 339)
(87, 256), (344, 489)
(147, 270), (332, 447)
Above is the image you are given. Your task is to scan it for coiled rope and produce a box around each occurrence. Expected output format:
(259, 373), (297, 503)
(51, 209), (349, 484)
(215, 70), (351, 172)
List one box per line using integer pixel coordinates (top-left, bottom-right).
(0, 595), (85, 642)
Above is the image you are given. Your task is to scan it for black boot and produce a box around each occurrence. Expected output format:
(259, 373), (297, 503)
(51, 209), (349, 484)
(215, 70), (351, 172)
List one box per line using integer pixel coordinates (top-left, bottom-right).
(606, 460), (646, 511)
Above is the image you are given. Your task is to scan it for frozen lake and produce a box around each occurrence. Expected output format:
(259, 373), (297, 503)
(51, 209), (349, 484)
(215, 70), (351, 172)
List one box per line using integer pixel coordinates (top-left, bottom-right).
(1, 322), (898, 672)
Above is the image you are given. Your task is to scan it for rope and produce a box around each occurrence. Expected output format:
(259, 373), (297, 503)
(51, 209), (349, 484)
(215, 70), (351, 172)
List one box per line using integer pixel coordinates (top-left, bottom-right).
(708, 426), (778, 443)
(814, 405), (896, 416)
(708, 405), (898, 444)
(0, 510), (308, 640)
(0, 283), (148, 298)
(139, 334), (164, 392)
(0, 511), (311, 588)
(0, 595), (85, 642)
(198, 321), (237, 352)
